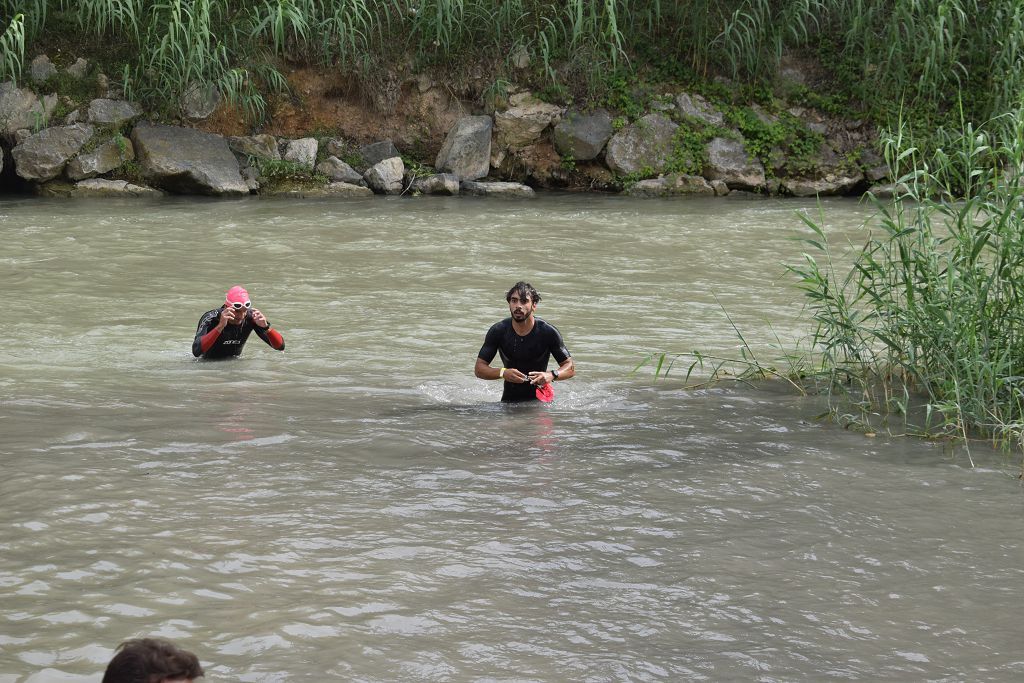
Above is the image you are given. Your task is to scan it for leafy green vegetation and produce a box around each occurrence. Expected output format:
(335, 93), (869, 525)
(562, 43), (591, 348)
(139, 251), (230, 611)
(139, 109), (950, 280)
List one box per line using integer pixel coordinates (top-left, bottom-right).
(251, 156), (327, 186)
(786, 111), (1024, 448)
(725, 106), (824, 177)
(0, 12), (24, 82)
(0, 1), (1016, 141)
(665, 124), (710, 176)
(643, 110), (1024, 453)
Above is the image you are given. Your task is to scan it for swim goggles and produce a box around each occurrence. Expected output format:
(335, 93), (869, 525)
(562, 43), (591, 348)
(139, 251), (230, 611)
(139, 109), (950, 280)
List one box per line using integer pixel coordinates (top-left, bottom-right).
(228, 300), (252, 310)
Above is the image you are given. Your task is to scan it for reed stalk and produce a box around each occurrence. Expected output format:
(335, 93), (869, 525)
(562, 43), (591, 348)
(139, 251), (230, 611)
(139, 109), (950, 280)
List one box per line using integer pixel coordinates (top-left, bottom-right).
(0, 12), (24, 82)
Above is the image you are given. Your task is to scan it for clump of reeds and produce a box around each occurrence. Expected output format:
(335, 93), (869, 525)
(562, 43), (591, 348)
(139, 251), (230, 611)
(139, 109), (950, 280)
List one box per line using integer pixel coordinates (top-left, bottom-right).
(0, 12), (24, 82)
(790, 109), (1024, 450)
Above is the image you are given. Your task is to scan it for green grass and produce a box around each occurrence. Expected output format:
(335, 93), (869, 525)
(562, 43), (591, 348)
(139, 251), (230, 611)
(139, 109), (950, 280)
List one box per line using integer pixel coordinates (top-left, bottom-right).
(0, 13), (25, 82)
(0, 1), (1018, 166)
(251, 156), (328, 185)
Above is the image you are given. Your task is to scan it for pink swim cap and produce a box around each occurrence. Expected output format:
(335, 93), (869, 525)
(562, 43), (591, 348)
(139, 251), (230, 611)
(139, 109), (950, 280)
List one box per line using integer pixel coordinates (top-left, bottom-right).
(225, 285), (250, 305)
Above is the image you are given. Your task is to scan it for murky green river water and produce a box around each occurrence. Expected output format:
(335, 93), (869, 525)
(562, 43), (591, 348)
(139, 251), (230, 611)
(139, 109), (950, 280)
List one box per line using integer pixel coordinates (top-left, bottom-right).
(1, 194), (1022, 681)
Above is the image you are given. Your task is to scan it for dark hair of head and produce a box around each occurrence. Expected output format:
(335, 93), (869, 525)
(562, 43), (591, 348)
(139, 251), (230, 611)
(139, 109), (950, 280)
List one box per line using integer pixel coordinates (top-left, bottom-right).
(102, 638), (204, 683)
(505, 281), (541, 304)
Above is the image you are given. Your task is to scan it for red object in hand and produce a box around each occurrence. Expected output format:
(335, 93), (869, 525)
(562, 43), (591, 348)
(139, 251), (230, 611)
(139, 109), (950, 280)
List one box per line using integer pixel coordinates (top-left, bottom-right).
(535, 383), (554, 402)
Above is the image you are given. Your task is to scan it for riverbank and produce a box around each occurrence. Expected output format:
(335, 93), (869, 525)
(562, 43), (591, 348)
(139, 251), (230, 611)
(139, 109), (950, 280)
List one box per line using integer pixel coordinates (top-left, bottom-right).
(1, 52), (896, 199)
(3, 1), (1018, 201)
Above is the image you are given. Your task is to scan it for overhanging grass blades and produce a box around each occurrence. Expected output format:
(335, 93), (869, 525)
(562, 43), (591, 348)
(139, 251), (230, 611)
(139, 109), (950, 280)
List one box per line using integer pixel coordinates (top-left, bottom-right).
(0, 12), (25, 82)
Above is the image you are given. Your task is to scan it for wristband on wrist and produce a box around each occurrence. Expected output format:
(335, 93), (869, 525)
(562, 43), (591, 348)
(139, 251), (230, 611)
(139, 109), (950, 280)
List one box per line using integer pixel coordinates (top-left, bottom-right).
(499, 367), (506, 378)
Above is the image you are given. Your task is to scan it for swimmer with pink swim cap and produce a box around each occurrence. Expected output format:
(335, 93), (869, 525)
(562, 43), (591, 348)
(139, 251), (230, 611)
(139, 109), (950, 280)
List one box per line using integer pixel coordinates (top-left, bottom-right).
(225, 285), (250, 308)
(191, 285), (285, 359)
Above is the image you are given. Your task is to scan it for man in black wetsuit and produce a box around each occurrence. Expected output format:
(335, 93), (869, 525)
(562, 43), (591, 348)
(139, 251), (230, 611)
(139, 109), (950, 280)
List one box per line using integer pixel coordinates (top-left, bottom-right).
(192, 285), (285, 360)
(475, 281), (575, 402)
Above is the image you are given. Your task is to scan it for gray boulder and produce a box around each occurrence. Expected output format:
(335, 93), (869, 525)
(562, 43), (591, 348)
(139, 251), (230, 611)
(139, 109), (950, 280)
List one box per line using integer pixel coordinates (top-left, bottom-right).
(807, 142), (844, 174)
(131, 123), (248, 196)
(181, 82), (219, 120)
(96, 73), (121, 99)
(66, 58), (89, 79)
(867, 182), (911, 199)
(605, 113), (678, 177)
(66, 136), (134, 180)
(807, 121), (828, 136)
(494, 92), (562, 151)
(29, 55), (57, 83)
(675, 93), (724, 126)
(325, 138), (356, 163)
(0, 81), (58, 136)
(261, 182), (373, 198)
(778, 141), (865, 195)
(321, 182), (374, 197)
(435, 115), (492, 180)
(284, 137), (318, 169)
(784, 174), (863, 197)
(55, 178), (162, 198)
(12, 123), (94, 181)
(364, 157), (405, 194)
(87, 99), (141, 127)
(710, 179), (730, 196)
(859, 149), (889, 182)
(315, 156), (362, 184)
(552, 109), (612, 161)
(360, 140), (400, 167)
(411, 173), (460, 195)
(228, 134), (280, 161)
(241, 166), (260, 193)
(627, 173), (715, 197)
(460, 180), (534, 197)
(750, 104), (777, 126)
(704, 137), (765, 191)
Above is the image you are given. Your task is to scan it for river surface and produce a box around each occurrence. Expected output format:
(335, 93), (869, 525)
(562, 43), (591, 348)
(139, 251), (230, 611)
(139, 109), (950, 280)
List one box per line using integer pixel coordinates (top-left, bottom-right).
(1, 194), (1022, 682)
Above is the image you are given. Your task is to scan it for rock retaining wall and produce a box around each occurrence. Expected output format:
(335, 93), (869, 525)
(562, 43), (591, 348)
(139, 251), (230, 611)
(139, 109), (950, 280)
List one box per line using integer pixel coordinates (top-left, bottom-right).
(0, 65), (895, 199)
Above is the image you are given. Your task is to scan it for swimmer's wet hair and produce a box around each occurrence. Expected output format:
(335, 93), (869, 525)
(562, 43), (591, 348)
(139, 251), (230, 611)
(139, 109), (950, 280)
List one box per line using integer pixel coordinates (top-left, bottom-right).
(506, 281), (541, 303)
(102, 638), (204, 683)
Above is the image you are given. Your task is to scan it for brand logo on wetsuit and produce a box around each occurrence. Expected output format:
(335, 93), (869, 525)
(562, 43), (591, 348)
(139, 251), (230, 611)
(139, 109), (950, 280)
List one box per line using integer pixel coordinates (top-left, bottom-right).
(223, 340), (241, 345)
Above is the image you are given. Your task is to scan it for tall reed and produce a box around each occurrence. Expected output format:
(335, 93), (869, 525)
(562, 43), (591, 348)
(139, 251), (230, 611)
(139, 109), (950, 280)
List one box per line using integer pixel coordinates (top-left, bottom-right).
(0, 12), (24, 82)
(789, 109), (1024, 447)
(0, 0), (47, 44)
(66, 0), (143, 42)
(1, 1), (1018, 141)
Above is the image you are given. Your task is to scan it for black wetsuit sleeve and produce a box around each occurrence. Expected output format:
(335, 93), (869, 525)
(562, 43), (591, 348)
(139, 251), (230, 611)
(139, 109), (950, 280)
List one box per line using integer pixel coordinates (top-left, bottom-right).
(546, 322), (571, 364)
(192, 310), (221, 357)
(478, 322), (502, 363)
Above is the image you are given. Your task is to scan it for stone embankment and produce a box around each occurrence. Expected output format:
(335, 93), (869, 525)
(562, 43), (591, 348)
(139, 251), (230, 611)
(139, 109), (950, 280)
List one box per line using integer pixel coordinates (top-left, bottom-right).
(0, 55), (898, 199)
